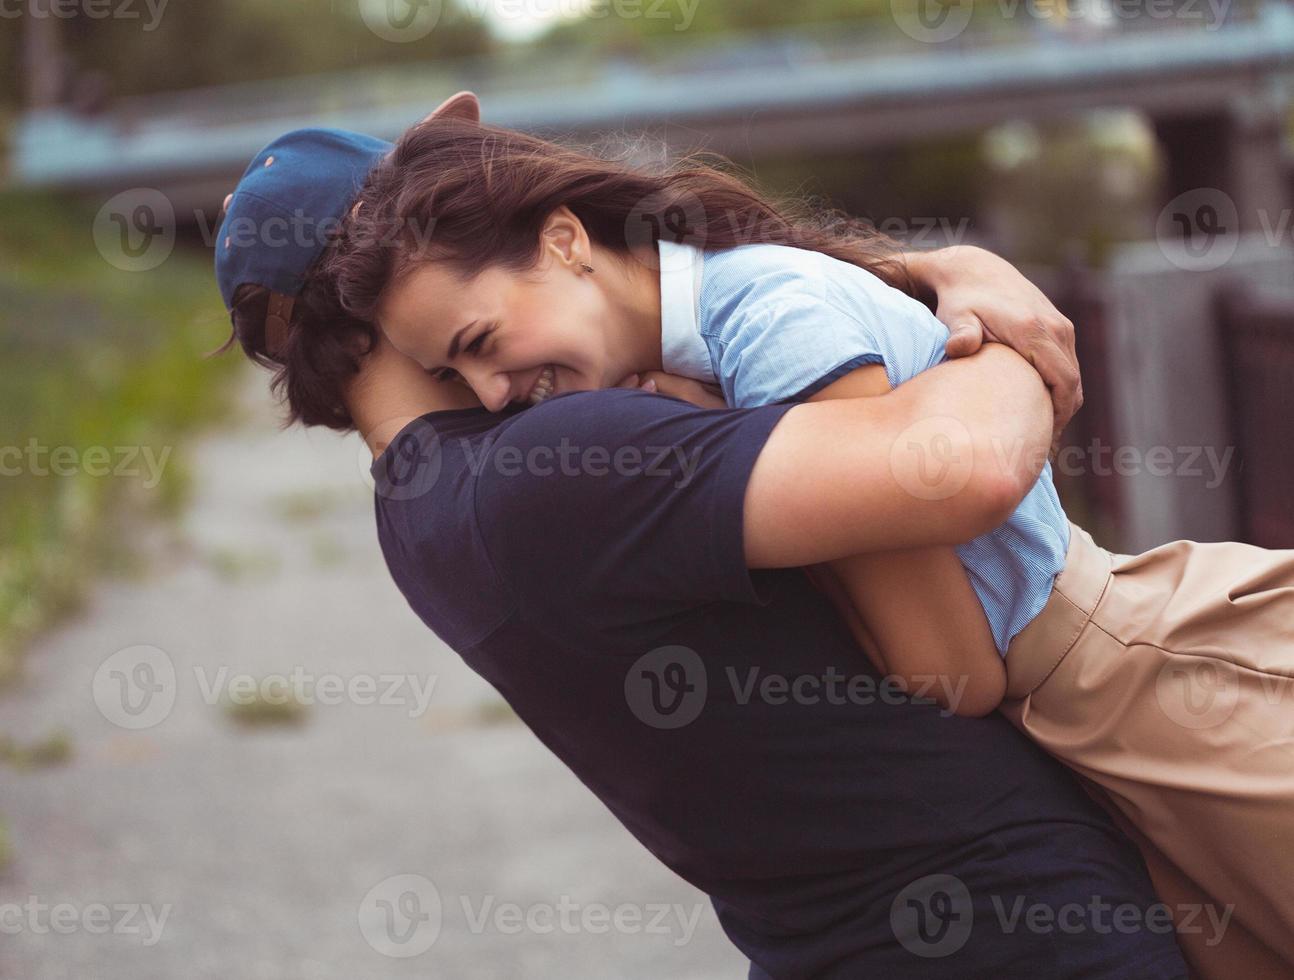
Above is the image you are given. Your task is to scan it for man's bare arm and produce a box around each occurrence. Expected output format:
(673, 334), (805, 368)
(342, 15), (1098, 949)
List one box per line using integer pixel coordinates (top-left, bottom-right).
(742, 343), (1050, 568)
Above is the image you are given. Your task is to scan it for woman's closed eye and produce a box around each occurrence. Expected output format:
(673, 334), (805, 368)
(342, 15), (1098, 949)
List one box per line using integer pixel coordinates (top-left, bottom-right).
(430, 324), (494, 382)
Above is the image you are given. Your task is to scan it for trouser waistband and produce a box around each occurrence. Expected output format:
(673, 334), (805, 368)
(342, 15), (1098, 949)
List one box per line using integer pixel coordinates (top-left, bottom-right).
(1004, 522), (1114, 700)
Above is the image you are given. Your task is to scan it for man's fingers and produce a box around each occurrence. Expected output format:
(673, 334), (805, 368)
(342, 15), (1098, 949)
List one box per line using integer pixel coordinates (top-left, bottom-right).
(943, 313), (985, 358)
(613, 372), (641, 389)
(639, 371), (727, 408)
(1050, 407), (1066, 461)
(1034, 339), (1082, 437)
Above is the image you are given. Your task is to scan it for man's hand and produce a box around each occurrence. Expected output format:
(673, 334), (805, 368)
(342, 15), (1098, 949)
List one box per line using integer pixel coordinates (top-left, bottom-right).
(905, 245), (1081, 456)
(615, 371), (727, 409)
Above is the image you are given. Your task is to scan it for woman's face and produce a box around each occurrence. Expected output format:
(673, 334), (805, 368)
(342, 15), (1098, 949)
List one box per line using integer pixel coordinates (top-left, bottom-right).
(376, 210), (654, 412)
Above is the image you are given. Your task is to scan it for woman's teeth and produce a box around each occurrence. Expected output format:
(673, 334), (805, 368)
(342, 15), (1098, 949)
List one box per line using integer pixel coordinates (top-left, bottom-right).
(527, 365), (555, 405)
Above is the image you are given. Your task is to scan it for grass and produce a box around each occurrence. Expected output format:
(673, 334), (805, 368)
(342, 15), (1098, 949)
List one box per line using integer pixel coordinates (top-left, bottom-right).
(0, 729), (73, 769)
(0, 190), (241, 684)
(221, 686), (310, 728)
(0, 188), (240, 870)
(204, 546), (282, 583)
(308, 533), (348, 568)
(269, 488), (351, 523)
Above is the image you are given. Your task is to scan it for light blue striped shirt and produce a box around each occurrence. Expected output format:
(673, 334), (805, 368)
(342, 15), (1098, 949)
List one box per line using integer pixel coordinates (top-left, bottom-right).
(657, 240), (1070, 654)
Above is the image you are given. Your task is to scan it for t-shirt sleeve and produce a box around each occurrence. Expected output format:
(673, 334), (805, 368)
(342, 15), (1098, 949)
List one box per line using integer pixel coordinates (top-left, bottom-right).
(701, 246), (948, 407)
(472, 388), (793, 640)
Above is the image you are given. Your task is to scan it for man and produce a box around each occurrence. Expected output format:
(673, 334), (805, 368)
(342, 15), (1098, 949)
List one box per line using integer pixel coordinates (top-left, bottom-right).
(343, 333), (1185, 978)
(217, 122), (1187, 978)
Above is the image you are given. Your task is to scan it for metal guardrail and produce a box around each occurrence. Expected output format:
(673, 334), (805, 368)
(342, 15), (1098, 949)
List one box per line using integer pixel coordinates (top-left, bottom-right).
(9, 2), (1292, 192)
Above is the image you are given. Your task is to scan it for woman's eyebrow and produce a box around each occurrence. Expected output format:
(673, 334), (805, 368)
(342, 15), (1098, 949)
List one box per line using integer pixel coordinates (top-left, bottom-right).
(447, 320), (478, 360)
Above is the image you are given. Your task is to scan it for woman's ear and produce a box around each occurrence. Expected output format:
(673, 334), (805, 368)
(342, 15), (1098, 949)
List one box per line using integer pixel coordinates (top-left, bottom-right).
(540, 206), (590, 270)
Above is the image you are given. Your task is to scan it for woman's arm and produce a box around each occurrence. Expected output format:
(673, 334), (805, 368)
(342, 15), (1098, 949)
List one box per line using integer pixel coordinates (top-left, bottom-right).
(804, 366), (1004, 717)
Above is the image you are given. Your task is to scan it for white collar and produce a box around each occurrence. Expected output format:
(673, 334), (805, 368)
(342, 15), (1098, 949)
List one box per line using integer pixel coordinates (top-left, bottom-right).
(657, 239), (715, 383)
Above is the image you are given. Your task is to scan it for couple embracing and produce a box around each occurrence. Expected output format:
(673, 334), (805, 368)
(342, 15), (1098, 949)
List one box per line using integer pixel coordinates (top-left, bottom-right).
(215, 92), (1294, 978)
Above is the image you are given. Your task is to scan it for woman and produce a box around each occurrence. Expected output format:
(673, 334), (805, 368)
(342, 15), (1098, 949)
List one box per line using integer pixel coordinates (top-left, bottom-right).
(320, 100), (1294, 978)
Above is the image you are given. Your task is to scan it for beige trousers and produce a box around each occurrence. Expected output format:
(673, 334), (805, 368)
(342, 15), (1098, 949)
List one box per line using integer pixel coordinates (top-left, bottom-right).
(1000, 523), (1294, 980)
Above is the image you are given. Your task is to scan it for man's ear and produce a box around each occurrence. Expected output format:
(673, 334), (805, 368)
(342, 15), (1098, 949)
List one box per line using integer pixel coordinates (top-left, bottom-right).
(540, 206), (590, 269)
(419, 91), (480, 127)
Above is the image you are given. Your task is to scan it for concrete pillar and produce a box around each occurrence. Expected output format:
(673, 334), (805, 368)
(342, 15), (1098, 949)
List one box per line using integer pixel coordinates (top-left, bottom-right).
(1100, 236), (1294, 551)
(1227, 89), (1292, 236)
(1151, 91), (1291, 237)
(22, 0), (66, 109)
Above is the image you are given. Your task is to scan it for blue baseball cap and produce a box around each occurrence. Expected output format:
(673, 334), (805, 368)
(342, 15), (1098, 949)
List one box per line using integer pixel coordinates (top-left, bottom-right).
(215, 128), (392, 311)
(215, 91), (480, 354)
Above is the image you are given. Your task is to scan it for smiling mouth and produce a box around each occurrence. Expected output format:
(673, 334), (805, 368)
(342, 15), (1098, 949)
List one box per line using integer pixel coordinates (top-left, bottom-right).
(525, 365), (556, 406)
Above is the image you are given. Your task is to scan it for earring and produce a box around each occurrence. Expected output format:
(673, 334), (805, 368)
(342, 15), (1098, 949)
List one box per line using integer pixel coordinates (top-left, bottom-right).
(580, 263), (595, 274)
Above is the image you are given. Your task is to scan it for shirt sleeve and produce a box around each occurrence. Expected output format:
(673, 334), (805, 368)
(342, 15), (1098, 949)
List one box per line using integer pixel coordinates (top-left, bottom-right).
(472, 388), (794, 641)
(700, 245), (948, 408)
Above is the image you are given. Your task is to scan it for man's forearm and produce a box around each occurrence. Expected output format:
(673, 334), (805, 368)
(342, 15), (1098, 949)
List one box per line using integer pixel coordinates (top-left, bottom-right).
(743, 343), (1052, 568)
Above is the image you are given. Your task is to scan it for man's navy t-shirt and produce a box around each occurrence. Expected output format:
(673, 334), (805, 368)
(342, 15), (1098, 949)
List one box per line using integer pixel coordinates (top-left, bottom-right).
(371, 389), (1184, 979)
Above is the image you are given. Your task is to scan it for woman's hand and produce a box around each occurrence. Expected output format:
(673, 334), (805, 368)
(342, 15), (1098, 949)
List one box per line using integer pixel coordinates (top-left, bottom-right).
(905, 244), (1081, 456)
(617, 371), (727, 409)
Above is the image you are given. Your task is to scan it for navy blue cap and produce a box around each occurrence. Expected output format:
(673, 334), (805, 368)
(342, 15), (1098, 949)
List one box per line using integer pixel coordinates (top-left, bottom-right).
(214, 128), (392, 310)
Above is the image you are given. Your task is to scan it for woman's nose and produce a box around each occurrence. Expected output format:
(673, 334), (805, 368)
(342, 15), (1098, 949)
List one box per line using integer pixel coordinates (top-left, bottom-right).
(459, 365), (511, 413)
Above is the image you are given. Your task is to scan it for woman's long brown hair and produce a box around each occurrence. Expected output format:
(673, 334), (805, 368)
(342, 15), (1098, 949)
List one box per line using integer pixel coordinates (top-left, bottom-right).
(330, 117), (914, 325)
(226, 117), (916, 430)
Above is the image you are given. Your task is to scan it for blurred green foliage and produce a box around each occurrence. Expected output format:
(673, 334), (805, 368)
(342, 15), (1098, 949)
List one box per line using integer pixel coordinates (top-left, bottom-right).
(983, 117), (1159, 266)
(0, 0), (492, 111)
(0, 191), (240, 683)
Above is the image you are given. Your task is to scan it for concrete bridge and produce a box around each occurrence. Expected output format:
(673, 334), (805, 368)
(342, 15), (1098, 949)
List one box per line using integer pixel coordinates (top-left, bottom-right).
(10, 5), (1294, 225)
